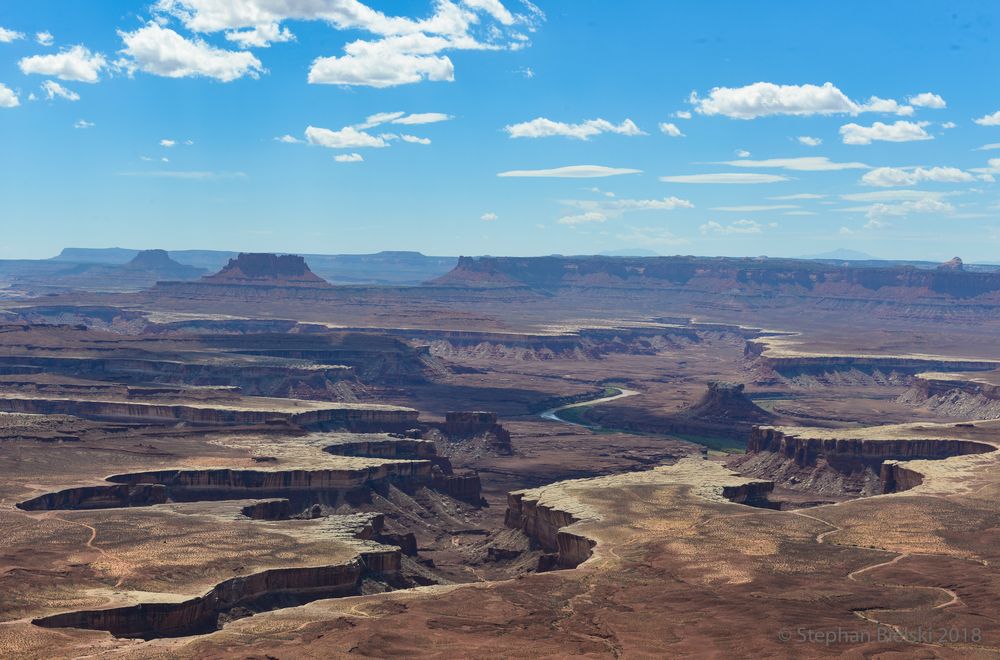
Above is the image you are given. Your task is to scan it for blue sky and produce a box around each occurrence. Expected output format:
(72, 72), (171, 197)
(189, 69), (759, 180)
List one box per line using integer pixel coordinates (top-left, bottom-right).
(2, 1), (1000, 261)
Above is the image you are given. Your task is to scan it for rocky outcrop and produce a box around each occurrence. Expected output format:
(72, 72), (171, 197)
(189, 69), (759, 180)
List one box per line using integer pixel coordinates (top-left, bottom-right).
(440, 411), (513, 455)
(241, 499), (292, 520)
(201, 253), (331, 287)
(744, 426), (995, 494)
(504, 491), (595, 570)
(32, 513), (401, 639)
(17, 484), (167, 511)
(0, 395), (418, 430)
(900, 372), (1000, 420)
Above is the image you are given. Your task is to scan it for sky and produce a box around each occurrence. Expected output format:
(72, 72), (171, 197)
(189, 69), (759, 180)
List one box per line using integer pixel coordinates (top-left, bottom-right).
(1, 1), (1000, 261)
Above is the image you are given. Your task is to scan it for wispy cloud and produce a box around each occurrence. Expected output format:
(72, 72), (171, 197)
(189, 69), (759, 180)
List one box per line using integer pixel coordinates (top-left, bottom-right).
(498, 165), (642, 178)
(660, 173), (789, 184)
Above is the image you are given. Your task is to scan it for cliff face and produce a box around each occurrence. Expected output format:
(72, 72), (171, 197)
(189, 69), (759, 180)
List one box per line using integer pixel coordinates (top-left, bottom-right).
(431, 255), (1000, 302)
(504, 491), (595, 570)
(745, 426), (995, 494)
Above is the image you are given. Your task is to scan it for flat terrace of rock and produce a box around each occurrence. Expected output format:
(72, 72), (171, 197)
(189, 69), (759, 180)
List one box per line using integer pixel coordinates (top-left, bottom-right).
(134, 429), (1000, 656)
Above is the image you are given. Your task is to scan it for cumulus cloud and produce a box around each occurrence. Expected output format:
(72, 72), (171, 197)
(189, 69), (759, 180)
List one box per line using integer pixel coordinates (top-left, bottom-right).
(225, 23), (295, 48)
(74, 119), (95, 129)
(735, 149), (751, 157)
(689, 82), (913, 119)
(157, 0), (544, 87)
(659, 173), (789, 184)
(797, 136), (822, 146)
(35, 31), (54, 46)
(19, 45), (107, 82)
(275, 134), (304, 144)
(160, 139), (177, 147)
(839, 120), (932, 145)
(941, 121), (957, 129)
(41, 80), (79, 101)
(505, 117), (643, 140)
(0, 83), (19, 108)
(719, 156), (868, 171)
(334, 152), (363, 162)
(480, 212), (498, 221)
(975, 143), (1000, 151)
(908, 92), (946, 109)
(974, 111), (1000, 127)
(700, 219), (771, 234)
(309, 35), (454, 87)
(0, 27), (25, 43)
(305, 125), (389, 149)
(118, 23), (264, 82)
(659, 122), (683, 137)
(673, 110), (692, 119)
(498, 165), (642, 178)
(861, 166), (975, 187)
(401, 134), (431, 144)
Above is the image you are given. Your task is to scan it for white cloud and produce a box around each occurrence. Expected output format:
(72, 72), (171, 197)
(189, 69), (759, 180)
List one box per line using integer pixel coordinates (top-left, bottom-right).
(305, 125), (389, 149)
(866, 197), (954, 219)
(711, 204), (797, 212)
(673, 110), (692, 119)
(393, 112), (452, 125)
(720, 156), (867, 171)
(41, 80), (79, 101)
(498, 165), (641, 178)
(659, 173), (789, 184)
(559, 196), (693, 224)
(839, 120), (932, 145)
(659, 122), (683, 137)
(119, 23), (263, 82)
(975, 143), (1000, 151)
(558, 211), (606, 225)
(401, 134), (431, 144)
(841, 189), (956, 202)
(275, 134), (303, 144)
(941, 121), (957, 129)
(334, 152), (364, 162)
(160, 139), (177, 147)
(797, 136), (822, 146)
(156, 0), (544, 89)
(908, 92), (946, 109)
(74, 119), (94, 129)
(700, 219), (770, 234)
(690, 82), (913, 119)
(784, 210), (817, 216)
(19, 45), (107, 83)
(515, 66), (534, 78)
(225, 23), (295, 48)
(735, 149), (750, 157)
(769, 193), (826, 200)
(0, 27), (25, 43)
(505, 117), (644, 140)
(35, 31), (54, 46)
(974, 111), (1000, 127)
(861, 166), (975, 187)
(481, 212), (498, 222)
(0, 83), (19, 108)
(309, 35), (454, 88)
(839, 226), (855, 235)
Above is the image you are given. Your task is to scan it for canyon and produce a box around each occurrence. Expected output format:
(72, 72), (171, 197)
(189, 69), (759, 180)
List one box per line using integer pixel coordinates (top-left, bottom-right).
(2, 251), (1000, 657)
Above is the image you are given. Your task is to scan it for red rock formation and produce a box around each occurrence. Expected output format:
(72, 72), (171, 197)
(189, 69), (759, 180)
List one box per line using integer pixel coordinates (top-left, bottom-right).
(202, 253), (331, 287)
